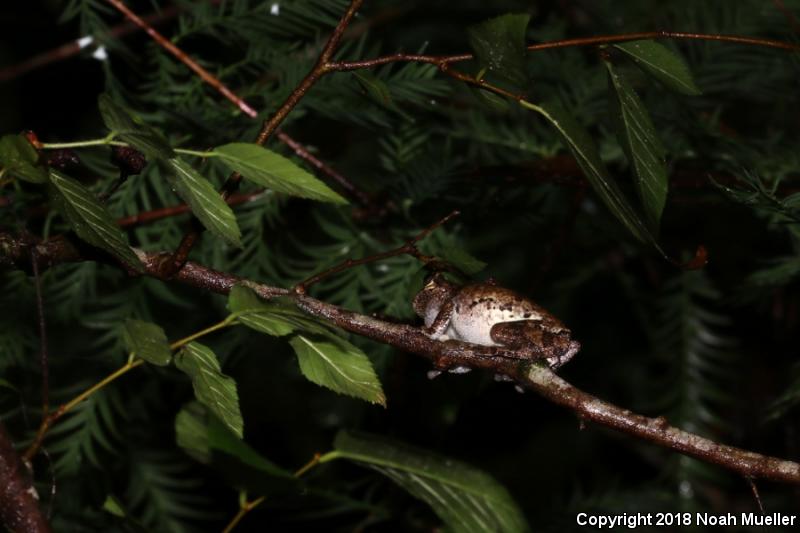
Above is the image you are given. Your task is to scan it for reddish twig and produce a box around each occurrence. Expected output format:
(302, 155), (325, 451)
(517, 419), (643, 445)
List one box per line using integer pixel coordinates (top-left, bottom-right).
(329, 30), (800, 72)
(116, 191), (267, 228)
(276, 132), (371, 206)
(0, 422), (51, 532)
(773, 0), (800, 36)
(3, 231), (800, 485)
(294, 210), (460, 294)
(104, 0), (257, 118)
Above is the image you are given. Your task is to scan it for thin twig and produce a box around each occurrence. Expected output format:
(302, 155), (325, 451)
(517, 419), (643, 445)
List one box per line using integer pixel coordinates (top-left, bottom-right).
(293, 210), (460, 294)
(276, 131), (371, 206)
(104, 0), (257, 118)
(222, 453), (323, 533)
(116, 191), (268, 228)
(329, 30), (800, 71)
(746, 477), (766, 515)
(29, 248), (49, 418)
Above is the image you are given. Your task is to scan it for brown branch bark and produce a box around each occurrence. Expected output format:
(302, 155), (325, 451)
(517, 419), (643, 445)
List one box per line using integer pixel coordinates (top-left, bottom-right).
(0, 422), (51, 533)
(329, 30), (800, 72)
(3, 231), (800, 485)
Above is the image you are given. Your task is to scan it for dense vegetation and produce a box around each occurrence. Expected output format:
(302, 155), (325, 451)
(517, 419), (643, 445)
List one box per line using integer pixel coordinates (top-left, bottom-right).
(1, 1), (800, 531)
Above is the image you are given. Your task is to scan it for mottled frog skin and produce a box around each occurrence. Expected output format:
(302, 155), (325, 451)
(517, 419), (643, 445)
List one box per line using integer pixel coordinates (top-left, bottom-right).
(412, 274), (580, 368)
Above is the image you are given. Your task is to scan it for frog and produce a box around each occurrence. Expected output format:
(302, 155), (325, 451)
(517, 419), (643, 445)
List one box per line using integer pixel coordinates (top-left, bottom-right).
(412, 273), (580, 369)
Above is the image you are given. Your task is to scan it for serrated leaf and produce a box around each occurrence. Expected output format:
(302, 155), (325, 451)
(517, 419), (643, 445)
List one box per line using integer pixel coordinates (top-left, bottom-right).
(122, 319), (172, 366)
(47, 170), (144, 271)
(98, 95), (175, 160)
(0, 134), (47, 183)
(175, 401), (211, 464)
(175, 342), (243, 438)
(613, 40), (701, 96)
(468, 13), (531, 88)
(215, 143), (347, 204)
(176, 402), (296, 495)
(606, 63), (668, 229)
(530, 102), (652, 243)
(289, 335), (385, 406)
(227, 285), (330, 337)
(165, 158), (242, 247)
(332, 431), (529, 533)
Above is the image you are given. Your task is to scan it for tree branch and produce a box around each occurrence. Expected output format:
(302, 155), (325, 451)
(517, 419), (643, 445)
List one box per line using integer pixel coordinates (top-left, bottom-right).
(3, 230), (800, 484)
(0, 422), (50, 533)
(329, 30), (800, 71)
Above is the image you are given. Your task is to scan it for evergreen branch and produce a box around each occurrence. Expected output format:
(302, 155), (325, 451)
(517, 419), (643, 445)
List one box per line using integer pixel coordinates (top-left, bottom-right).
(0, 422), (50, 533)
(105, 0), (257, 118)
(4, 231), (800, 485)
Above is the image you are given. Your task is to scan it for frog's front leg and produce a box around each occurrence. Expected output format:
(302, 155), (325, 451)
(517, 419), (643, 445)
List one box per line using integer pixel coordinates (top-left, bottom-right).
(490, 320), (580, 368)
(424, 298), (455, 339)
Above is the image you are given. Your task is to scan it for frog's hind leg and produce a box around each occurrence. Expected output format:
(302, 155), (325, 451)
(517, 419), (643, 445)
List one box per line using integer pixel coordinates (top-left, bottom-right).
(490, 320), (579, 368)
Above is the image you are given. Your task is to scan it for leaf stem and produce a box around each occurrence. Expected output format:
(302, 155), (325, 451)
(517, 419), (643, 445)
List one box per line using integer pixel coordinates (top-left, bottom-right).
(40, 137), (214, 158)
(169, 317), (236, 350)
(221, 493), (266, 533)
(23, 316), (235, 461)
(23, 358), (144, 462)
(221, 453), (324, 533)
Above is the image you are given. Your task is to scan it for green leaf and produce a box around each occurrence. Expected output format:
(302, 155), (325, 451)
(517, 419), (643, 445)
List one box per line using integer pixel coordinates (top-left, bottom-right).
(606, 63), (668, 229)
(102, 495), (127, 518)
(0, 134), (47, 183)
(613, 40), (701, 96)
(529, 102), (652, 243)
(176, 402), (296, 493)
(175, 402), (211, 464)
(468, 13), (531, 88)
(289, 335), (386, 406)
(47, 170), (144, 271)
(165, 158), (242, 247)
(227, 285), (330, 337)
(175, 342), (244, 438)
(215, 143), (347, 204)
(331, 431), (529, 533)
(122, 319), (172, 366)
(207, 414), (292, 478)
(98, 94), (175, 160)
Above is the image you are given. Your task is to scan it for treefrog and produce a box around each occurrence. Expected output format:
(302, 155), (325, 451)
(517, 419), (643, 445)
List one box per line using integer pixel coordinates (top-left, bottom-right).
(412, 274), (580, 369)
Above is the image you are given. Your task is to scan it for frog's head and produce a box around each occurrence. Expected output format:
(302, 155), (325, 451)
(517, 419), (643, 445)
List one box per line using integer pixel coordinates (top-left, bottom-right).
(412, 273), (458, 326)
